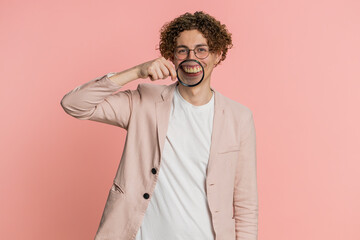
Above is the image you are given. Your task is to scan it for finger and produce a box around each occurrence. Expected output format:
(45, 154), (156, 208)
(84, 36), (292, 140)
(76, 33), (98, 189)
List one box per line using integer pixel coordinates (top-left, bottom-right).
(163, 60), (177, 80)
(148, 68), (157, 81)
(159, 62), (170, 79)
(155, 66), (164, 79)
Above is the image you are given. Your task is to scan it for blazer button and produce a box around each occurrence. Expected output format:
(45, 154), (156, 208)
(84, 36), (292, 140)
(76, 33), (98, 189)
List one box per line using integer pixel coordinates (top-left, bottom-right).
(151, 168), (157, 174)
(143, 193), (150, 199)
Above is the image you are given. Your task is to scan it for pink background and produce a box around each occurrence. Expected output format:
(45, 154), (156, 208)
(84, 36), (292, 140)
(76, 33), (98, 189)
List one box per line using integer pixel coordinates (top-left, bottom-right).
(1, 0), (359, 239)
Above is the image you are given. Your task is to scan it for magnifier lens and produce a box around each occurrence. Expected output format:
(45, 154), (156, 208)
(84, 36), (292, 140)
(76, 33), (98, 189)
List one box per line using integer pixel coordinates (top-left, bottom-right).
(176, 59), (204, 87)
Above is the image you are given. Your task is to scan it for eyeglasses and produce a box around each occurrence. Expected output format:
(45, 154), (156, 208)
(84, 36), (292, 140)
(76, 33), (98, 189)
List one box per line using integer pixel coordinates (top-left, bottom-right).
(174, 45), (210, 60)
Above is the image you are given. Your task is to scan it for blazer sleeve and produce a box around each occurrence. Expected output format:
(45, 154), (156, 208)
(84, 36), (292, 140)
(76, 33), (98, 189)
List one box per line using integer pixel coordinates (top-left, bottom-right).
(60, 74), (139, 130)
(234, 111), (258, 240)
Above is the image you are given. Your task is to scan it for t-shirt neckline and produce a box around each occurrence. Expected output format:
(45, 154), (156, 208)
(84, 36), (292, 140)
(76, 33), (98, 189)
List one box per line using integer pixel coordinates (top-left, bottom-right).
(175, 85), (214, 110)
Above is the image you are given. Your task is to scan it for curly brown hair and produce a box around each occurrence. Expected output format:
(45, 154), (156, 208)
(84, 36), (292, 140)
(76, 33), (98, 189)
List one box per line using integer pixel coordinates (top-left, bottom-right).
(158, 11), (233, 67)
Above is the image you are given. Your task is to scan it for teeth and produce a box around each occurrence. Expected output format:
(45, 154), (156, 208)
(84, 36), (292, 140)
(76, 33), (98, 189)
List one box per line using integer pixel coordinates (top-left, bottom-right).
(183, 66), (202, 73)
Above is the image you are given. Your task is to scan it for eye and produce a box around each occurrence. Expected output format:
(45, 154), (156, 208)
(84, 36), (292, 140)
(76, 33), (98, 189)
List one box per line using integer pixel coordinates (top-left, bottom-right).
(197, 47), (207, 52)
(176, 48), (188, 55)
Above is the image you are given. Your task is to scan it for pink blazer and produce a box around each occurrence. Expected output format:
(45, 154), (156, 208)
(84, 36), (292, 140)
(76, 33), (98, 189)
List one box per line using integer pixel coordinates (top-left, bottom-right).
(60, 74), (258, 240)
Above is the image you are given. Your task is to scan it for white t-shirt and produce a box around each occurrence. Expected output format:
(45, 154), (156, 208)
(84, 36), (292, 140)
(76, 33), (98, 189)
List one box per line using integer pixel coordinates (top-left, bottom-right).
(135, 84), (215, 240)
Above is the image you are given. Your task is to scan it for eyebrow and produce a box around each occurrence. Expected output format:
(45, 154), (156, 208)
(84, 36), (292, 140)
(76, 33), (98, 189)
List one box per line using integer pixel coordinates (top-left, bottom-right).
(176, 44), (208, 48)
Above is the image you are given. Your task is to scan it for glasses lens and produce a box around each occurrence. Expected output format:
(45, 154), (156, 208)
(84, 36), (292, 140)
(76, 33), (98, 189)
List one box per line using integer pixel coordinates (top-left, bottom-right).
(175, 47), (188, 60)
(195, 46), (209, 59)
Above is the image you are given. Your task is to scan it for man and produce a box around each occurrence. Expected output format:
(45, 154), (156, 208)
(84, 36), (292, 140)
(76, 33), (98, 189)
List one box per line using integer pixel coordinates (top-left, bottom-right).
(61, 11), (258, 240)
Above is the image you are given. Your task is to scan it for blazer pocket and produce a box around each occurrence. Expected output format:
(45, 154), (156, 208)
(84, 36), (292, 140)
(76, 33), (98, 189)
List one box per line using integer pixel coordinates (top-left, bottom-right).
(111, 181), (126, 195)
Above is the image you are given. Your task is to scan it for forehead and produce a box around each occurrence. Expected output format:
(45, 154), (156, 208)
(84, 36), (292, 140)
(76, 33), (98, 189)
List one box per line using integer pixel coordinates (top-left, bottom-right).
(175, 29), (208, 47)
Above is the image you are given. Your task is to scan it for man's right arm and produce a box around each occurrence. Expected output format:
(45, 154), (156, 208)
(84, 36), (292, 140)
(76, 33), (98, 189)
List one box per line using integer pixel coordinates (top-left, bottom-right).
(60, 66), (140, 130)
(60, 57), (176, 129)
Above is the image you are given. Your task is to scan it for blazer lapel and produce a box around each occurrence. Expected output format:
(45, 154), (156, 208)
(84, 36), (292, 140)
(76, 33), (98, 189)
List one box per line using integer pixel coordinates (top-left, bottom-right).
(155, 82), (225, 177)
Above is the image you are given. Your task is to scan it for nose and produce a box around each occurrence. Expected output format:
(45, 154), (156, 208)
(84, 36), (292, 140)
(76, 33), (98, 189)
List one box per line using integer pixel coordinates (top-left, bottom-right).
(187, 50), (197, 59)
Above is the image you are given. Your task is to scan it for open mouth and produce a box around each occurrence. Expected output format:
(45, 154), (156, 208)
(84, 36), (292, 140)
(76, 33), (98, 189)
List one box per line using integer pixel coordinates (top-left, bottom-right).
(180, 65), (203, 76)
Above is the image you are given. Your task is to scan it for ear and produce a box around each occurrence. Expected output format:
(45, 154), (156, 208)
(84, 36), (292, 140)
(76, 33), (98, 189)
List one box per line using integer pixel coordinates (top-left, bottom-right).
(215, 51), (222, 65)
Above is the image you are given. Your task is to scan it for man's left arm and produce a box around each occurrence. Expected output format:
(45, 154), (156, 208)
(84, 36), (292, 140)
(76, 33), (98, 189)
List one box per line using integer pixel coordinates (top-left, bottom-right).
(234, 111), (258, 240)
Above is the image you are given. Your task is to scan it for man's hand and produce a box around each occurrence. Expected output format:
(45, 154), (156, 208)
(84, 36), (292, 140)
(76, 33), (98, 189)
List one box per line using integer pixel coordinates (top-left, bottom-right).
(136, 57), (177, 81)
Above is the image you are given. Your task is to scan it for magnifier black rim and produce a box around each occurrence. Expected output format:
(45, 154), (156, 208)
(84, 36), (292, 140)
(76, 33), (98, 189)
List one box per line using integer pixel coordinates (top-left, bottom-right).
(176, 59), (205, 87)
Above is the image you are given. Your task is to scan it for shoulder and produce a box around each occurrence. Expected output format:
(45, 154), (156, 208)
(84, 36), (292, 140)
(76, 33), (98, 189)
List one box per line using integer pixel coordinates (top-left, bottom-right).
(218, 91), (253, 119)
(137, 83), (175, 102)
(134, 82), (173, 102)
(137, 82), (167, 94)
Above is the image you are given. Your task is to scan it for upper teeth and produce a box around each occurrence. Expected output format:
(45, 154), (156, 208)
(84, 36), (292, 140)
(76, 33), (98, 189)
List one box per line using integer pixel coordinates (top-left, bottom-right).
(183, 66), (202, 73)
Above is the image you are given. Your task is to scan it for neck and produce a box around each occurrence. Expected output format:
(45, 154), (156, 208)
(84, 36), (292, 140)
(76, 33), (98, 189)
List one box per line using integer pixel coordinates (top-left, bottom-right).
(177, 81), (213, 106)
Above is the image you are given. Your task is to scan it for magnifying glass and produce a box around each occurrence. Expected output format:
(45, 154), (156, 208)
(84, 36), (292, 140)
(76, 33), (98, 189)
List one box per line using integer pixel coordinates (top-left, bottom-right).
(176, 59), (205, 87)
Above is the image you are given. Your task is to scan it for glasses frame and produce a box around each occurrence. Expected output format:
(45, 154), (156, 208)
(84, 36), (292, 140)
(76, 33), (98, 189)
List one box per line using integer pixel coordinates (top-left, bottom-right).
(174, 45), (210, 60)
